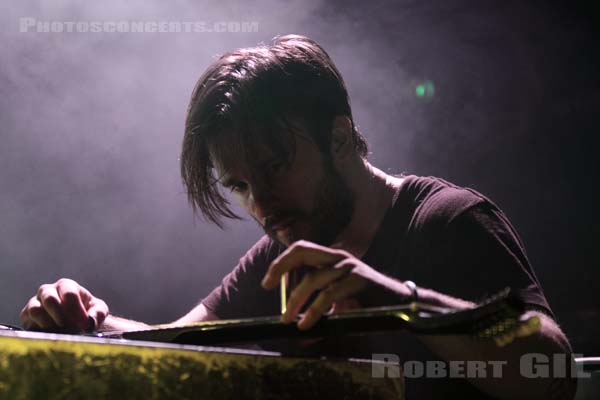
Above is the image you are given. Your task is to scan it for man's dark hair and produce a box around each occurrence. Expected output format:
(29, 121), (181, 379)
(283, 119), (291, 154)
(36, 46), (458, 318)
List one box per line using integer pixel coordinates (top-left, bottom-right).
(181, 34), (368, 227)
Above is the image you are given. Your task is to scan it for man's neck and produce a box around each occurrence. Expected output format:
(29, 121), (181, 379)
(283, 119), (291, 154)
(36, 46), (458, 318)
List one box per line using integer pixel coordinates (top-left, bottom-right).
(331, 160), (404, 258)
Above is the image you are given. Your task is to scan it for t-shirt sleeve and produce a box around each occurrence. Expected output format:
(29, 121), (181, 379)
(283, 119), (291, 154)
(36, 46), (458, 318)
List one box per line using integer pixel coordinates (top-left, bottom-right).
(201, 236), (281, 320)
(444, 202), (555, 319)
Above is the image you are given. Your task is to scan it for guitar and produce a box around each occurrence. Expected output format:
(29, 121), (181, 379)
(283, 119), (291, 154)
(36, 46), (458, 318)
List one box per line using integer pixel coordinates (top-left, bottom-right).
(104, 288), (540, 348)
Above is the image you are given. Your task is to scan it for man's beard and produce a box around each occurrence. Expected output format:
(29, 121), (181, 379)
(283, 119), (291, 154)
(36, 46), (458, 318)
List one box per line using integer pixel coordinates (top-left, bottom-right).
(264, 159), (355, 247)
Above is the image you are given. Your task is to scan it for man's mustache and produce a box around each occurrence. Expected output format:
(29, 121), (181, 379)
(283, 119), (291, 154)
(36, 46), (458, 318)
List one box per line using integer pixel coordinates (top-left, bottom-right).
(263, 210), (304, 232)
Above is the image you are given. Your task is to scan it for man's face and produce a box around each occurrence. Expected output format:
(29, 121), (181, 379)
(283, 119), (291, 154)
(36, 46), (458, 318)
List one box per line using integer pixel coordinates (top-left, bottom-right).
(212, 130), (354, 247)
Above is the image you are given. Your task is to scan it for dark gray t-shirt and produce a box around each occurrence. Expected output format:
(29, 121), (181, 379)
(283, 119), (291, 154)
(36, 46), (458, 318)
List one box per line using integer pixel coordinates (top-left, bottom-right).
(202, 175), (554, 398)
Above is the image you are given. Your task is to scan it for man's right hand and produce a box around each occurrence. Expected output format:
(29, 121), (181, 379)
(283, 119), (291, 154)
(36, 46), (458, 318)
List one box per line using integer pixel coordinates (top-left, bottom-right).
(20, 278), (109, 332)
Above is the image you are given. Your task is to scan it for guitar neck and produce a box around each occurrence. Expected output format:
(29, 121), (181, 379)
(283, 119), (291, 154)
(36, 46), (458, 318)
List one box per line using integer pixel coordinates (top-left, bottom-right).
(116, 288), (526, 346)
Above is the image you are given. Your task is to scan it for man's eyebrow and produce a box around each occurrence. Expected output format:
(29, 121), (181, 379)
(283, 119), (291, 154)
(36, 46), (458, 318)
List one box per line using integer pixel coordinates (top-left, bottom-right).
(213, 151), (290, 188)
(218, 174), (234, 187)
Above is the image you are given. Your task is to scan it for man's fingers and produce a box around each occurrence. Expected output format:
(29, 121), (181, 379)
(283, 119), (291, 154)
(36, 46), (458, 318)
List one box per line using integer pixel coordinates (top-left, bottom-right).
(81, 286), (109, 329)
(298, 272), (368, 330)
(21, 298), (55, 330)
(282, 265), (352, 323)
(56, 279), (89, 330)
(262, 240), (348, 289)
(330, 298), (361, 313)
(86, 299), (109, 330)
(37, 284), (65, 327)
(28, 307), (56, 330)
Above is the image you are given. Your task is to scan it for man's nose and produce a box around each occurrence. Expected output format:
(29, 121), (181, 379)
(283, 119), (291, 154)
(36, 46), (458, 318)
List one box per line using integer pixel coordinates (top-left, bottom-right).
(246, 183), (276, 224)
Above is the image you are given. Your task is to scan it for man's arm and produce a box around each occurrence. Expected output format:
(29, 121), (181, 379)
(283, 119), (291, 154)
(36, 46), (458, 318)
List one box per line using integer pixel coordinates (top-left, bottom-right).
(411, 286), (577, 400)
(98, 303), (218, 331)
(170, 302), (219, 326)
(97, 314), (151, 332)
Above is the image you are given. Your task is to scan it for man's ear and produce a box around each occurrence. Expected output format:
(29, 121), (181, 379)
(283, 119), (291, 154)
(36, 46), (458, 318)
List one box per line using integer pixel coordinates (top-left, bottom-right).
(330, 116), (354, 160)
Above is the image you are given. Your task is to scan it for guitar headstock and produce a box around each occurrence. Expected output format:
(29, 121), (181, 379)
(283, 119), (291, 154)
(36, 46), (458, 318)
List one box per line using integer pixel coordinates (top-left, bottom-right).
(459, 288), (542, 346)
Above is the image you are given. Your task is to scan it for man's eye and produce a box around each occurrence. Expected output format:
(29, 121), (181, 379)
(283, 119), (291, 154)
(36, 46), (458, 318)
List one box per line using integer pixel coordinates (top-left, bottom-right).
(229, 182), (248, 193)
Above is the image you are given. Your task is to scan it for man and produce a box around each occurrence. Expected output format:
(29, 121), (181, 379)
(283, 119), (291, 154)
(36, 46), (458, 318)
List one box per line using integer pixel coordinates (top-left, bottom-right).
(20, 35), (576, 399)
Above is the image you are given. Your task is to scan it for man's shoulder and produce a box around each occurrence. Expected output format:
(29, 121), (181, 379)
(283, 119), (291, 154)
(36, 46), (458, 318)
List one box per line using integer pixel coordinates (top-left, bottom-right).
(400, 175), (491, 229)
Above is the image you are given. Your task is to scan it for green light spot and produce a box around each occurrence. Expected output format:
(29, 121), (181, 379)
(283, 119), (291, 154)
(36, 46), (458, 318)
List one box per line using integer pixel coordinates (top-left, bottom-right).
(415, 80), (435, 99)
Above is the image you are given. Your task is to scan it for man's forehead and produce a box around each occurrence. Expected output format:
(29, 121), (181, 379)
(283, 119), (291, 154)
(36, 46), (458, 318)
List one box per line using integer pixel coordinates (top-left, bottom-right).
(209, 134), (286, 177)
(208, 117), (306, 178)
